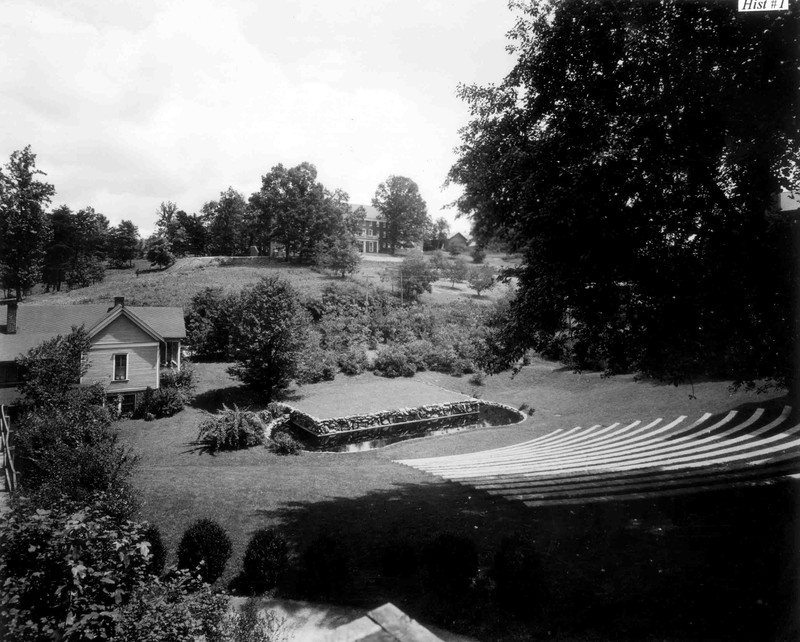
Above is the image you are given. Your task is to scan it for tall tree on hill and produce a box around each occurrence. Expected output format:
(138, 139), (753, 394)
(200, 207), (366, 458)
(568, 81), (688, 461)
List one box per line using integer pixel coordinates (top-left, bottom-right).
(253, 163), (357, 262)
(108, 220), (140, 268)
(204, 188), (247, 256)
(0, 146), (55, 299)
(448, 0), (799, 394)
(372, 176), (428, 254)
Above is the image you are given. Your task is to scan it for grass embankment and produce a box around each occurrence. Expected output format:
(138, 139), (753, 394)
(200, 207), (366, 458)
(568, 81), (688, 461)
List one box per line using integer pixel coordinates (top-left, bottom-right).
(26, 253), (516, 308)
(118, 360), (797, 641)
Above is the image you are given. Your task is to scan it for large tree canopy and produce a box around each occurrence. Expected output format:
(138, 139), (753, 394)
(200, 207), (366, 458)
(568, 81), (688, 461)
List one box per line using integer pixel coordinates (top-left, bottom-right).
(449, 0), (799, 390)
(0, 146), (55, 299)
(372, 175), (429, 254)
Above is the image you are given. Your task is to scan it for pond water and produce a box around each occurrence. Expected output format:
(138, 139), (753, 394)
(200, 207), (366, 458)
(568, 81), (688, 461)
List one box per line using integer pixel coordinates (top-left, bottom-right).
(297, 403), (524, 453)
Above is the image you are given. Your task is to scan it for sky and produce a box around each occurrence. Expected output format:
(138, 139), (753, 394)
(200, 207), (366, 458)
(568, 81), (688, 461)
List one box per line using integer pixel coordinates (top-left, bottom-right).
(0, 0), (519, 238)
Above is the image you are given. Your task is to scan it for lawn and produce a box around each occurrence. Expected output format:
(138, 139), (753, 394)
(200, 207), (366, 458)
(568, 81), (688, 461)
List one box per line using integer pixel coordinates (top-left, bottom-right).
(117, 359), (797, 641)
(25, 252), (515, 308)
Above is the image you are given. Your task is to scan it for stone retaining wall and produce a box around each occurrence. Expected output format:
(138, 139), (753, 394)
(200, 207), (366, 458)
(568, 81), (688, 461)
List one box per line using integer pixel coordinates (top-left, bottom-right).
(287, 400), (525, 452)
(290, 400), (483, 436)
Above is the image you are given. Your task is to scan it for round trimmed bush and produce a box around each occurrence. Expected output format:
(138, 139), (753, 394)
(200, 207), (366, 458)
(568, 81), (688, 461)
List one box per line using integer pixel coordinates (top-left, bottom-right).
(176, 519), (232, 584)
(238, 529), (291, 594)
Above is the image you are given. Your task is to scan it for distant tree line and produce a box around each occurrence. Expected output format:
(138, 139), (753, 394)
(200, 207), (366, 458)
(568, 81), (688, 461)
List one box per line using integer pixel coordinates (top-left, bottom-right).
(0, 148), (448, 298)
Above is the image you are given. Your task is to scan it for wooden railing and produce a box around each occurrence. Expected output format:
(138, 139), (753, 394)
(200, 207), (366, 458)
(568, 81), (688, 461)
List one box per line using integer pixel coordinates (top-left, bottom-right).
(1, 405), (16, 493)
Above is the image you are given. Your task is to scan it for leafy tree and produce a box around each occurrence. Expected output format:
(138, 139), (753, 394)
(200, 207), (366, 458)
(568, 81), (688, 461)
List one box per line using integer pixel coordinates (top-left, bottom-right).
(43, 205), (74, 291)
(15, 326), (94, 408)
(0, 146), (55, 299)
(228, 275), (310, 400)
(155, 200), (178, 238)
(185, 287), (237, 359)
(145, 235), (175, 269)
(448, 0), (800, 390)
(394, 251), (437, 302)
(175, 210), (208, 256)
(253, 163), (355, 262)
(467, 265), (496, 297)
(314, 235), (362, 277)
(204, 188), (248, 256)
(427, 216), (450, 250)
(445, 257), (469, 287)
(372, 175), (428, 254)
(108, 220), (140, 268)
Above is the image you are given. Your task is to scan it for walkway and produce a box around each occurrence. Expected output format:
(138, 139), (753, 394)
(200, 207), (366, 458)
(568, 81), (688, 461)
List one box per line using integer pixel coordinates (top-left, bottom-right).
(396, 406), (800, 507)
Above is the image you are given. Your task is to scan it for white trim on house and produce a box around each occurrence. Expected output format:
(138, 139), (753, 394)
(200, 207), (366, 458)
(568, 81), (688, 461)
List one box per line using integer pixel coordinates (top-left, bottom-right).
(93, 341), (160, 349)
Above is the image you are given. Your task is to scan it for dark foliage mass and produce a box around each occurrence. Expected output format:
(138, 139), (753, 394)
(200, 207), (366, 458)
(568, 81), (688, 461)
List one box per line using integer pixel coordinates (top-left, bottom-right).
(235, 528), (291, 594)
(177, 518), (233, 585)
(449, 0), (799, 391)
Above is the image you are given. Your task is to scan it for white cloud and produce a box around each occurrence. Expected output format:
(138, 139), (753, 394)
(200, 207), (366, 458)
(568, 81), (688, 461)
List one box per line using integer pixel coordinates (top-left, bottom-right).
(0, 0), (518, 237)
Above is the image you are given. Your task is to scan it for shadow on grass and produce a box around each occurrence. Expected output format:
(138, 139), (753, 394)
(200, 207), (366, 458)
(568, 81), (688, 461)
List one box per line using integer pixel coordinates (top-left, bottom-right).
(254, 476), (799, 641)
(192, 385), (303, 413)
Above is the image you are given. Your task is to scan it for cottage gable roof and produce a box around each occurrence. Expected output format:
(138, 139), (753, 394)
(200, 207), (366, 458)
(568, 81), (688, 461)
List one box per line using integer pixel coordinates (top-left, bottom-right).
(0, 304), (185, 361)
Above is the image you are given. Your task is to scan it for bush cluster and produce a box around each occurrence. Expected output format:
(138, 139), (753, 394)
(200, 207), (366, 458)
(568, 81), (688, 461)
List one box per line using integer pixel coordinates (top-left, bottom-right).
(197, 405), (267, 452)
(185, 275), (495, 386)
(136, 363), (196, 420)
(0, 496), (154, 641)
(270, 430), (302, 456)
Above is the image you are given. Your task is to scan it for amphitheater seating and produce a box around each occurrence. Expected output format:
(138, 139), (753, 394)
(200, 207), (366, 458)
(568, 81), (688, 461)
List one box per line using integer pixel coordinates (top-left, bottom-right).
(395, 406), (799, 507)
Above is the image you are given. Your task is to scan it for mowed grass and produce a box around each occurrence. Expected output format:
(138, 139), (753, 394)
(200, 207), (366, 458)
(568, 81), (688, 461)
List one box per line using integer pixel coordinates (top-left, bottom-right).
(117, 360), (798, 641)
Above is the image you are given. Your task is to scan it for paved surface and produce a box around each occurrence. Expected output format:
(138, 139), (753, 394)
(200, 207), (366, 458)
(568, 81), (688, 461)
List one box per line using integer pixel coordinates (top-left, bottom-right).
(397, 406), (800, 507)
(230, 598), (477, 642)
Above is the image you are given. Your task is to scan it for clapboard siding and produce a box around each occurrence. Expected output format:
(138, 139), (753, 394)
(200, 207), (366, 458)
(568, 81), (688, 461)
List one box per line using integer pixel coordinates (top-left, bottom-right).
(84, 343), (159, 391)
(92, 316), (154, 345)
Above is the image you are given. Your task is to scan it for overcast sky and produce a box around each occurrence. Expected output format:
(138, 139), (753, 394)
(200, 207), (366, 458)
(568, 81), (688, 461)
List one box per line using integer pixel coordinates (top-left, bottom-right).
(1, 0), (518, 237)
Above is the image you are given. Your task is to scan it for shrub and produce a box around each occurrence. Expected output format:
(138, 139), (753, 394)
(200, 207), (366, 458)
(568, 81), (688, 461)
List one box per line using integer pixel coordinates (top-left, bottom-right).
(492, 535), (544, 617)
(197, 405), (267, 452)
(0, 496), (154, 642)
(222, 598), (286, 642)
(160, 362), (197, 396)
(471, 246), (486, 263)
(236, 529), (291, 594)
(13, 402), (138, 516)
(298, 534), (351, 599)
(113, 569), (228, 642)
(176, 518), (233, 584)
(269, 431), (302, 456)
(373, 345), (416, 378)
(422, 532), (479, 595)
(337, 346), (368, 375)
(138, 385), (186, 419)
(295, 346), (338, 384)
(404, 339), (435, 372)
(143, 523), (168, 576)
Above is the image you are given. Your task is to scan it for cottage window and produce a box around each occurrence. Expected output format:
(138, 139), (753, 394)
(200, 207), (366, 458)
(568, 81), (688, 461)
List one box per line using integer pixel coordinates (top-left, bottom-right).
(113, 354), (128, 381)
